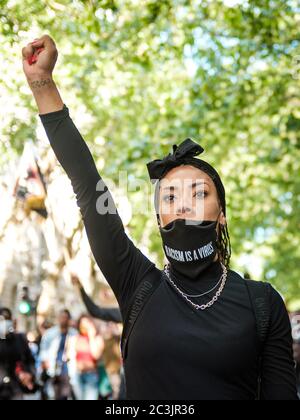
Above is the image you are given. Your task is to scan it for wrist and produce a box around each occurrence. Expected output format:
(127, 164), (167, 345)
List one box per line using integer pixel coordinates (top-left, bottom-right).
(27, 74), (54, 90)
(27, 75), (64, 115)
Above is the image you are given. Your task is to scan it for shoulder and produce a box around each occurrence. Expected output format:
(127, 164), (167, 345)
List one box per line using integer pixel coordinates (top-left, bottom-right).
(244, 279), (290, 330)
(228, 270), (286, 311)
(14, 333), (28, 344)
(236, 273), (286, 310)
(43, 326), (59, 339)
(68, 328), (78, 336)
(245, 280), (287, 312)
(227, 268), (247, 284)
(14, 332), (26, 339)
(67, 334), (78, 345)
(228, 269), (277, 298)
(266, 285), (291, 328)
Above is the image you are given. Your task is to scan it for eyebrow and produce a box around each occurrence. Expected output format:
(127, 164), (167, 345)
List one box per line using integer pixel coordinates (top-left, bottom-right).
(162, 181), (210, 191)
(190, 181), (210, 189)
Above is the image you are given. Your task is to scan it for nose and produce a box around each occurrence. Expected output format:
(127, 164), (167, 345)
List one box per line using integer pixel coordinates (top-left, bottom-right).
(175, 191), (194, 217)
(176, 204), (192, 217)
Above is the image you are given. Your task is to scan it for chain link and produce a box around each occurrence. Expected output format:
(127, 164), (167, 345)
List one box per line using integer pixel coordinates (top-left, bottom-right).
(164, 263), (228, 311)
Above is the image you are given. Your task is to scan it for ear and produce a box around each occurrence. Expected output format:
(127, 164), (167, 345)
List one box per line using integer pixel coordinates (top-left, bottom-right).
(219, 211), (226, 227)
(156, 213), (161, 227)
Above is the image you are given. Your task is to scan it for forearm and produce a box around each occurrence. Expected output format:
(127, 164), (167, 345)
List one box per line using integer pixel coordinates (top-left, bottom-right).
(27, 75), (64, 115)
(80, 287), (123, 323)
(22, 35), (156, 320)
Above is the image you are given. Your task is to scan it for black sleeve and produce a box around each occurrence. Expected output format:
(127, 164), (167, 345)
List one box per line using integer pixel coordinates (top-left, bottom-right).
(39, 105), (156, 313)
(80, 287), (122, 323)
(261, 287), (299, 400)
(17, 334), (36, 375)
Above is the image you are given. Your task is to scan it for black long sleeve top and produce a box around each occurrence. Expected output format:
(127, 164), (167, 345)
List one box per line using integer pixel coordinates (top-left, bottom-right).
(40, 105), (298, 400)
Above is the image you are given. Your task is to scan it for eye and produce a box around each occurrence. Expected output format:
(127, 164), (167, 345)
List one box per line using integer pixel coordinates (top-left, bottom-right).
(194, 191), (208, 199)
(163, 194), (176, 203)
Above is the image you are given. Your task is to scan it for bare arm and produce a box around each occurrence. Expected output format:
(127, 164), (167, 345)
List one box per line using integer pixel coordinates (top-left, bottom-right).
(22, 35), (156, 314)
(22, 35), (63, 114)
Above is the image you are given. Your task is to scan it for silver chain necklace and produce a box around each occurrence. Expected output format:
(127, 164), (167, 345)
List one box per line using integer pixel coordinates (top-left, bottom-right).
(164, 263), (228, 311)
(164, 264), (223, 298)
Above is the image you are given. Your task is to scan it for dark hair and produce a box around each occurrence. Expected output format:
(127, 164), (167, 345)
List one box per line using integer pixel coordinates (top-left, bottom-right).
(175, 160), (230, 268)
(59, 309), (72, 319)
(216, 223), (231, 268)
(77, 314), (93, 333)
(0, 307), (12, 320)
(40, 320), (53, 330)
(155, 165), (232, 268)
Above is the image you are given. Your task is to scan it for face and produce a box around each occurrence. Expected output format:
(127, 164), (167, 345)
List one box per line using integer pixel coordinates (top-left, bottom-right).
(158, 165), (226, 228)
(58, 312), (70, 330)
(79, 317), (95, 335)
(0, 310), (12, 321)
(0, 310), (14, 338)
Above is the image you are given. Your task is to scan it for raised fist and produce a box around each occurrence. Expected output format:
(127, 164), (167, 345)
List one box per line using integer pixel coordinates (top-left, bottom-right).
(22, 35), (58, 80)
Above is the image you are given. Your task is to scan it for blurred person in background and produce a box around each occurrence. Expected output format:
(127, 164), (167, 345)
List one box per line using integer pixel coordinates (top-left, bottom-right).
(39, 309), (77, 400)
(35, 320), (53, 400)
(27, 331), (40, 368)
(291, 311), (300, 398)
(0, 308), (36, 400)
(101, 321), (123, 400)
(72, 275), (122, 324)
(26, 330), (44, 400)
(67, 315), (104, 400)
(37, 320), (53, 344)
(72, 275), (125, 399)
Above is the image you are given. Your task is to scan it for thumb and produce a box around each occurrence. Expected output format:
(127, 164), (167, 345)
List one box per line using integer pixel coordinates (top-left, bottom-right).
(22, 44), (34, 61)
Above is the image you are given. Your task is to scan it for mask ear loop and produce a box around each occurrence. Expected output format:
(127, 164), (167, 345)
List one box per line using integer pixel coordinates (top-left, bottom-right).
(154, 180), (162, 228)
(157, 214), (161, 227)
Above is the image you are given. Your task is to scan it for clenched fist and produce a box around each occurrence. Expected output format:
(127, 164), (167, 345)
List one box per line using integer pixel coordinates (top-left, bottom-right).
(22, 35), (58, 81)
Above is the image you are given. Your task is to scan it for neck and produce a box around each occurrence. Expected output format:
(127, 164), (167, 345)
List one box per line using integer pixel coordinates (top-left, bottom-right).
(60, 327), (68, 334)
(169, 259), (224, 293)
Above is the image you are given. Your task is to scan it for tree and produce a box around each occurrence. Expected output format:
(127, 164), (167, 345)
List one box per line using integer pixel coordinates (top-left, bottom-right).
(0, 0), (299, 305)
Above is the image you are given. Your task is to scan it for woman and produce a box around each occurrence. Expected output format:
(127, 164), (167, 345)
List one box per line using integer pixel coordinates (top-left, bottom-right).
(68, 315), (104, 400)
(22, 35), (298, 400)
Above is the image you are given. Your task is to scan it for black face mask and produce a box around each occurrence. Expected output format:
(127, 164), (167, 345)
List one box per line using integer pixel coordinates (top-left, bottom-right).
(160, 219), (219, 280)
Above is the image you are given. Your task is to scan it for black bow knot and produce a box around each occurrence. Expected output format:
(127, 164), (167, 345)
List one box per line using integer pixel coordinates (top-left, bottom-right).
(147, 138), (204, 182)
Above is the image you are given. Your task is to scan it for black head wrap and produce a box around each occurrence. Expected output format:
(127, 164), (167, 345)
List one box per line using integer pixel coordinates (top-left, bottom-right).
(147, 138), (226, 216)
